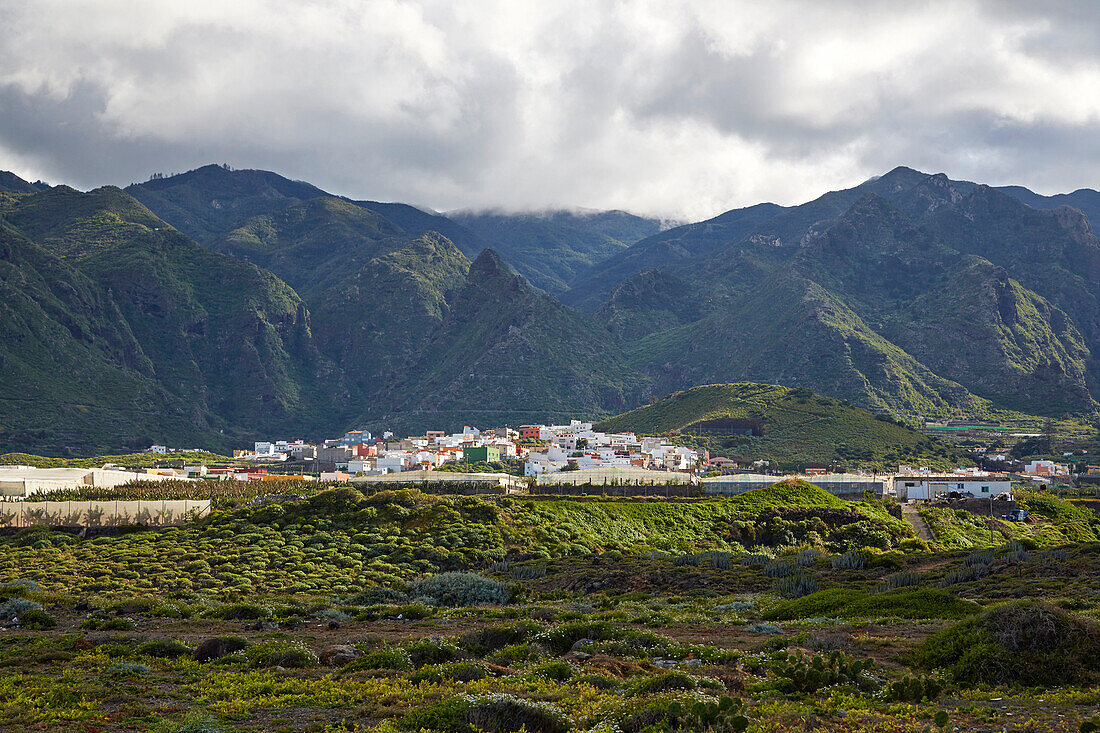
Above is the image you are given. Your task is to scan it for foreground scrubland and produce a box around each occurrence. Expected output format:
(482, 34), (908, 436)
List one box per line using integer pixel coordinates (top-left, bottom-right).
(2, 480), (1100, 732)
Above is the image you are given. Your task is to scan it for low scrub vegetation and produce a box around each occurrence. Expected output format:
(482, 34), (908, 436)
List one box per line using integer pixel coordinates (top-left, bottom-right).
(0, 485), (1096, 731)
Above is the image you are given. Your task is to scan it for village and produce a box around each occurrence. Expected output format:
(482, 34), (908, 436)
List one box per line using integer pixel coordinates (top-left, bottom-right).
(2, 418), (1095, 514)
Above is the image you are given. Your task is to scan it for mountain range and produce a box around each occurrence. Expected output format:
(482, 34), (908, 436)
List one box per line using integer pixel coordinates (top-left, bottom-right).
(2, 162), (1099, 454)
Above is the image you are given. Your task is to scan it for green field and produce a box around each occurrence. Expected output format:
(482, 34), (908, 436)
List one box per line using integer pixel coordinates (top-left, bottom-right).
(596, 383), (967, 470)
(1, 480), (1099, 731)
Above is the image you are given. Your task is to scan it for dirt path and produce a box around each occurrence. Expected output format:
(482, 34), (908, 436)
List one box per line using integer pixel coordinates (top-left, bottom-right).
(901, 502), (934, 541)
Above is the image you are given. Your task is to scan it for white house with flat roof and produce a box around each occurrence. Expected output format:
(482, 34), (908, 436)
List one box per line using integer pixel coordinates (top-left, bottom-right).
(893, 474), (1011, 501)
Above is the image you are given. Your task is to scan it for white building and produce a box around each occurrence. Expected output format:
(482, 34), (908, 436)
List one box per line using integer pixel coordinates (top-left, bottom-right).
(893, 474), (1011, 501)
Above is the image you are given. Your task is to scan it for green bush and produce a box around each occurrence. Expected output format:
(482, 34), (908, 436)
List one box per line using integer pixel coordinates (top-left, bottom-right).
(409, 572), (510, 607)
(912, 600), (1100, 686)
(209, 603), (268, 620)
(532, 660), (574, 682)
(408, 661), (490, 683)
(81, 617), (137, 631)
(772, 574), (821, 599)
(138, 638), (193, 658)
(245, 640), (318, 668)
(0, 597), (42, 620)
(881, 571), (921, 591)
(20, 609), (56, 630)
(460, 621), (544, 657)
(406, 638), (466, 668)
(340, 648), (412, 673)
(770, 650), (875, 694)
(464, 693), (571, 733)
(831, 550), (866, 567)
(764, 588), (978, 621)
(630, 671), (698, 695)
(487, 643), (545, 667)
(887, 674), (943, 702)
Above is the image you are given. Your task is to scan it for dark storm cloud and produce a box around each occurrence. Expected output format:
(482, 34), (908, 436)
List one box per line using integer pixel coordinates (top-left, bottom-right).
(1, 1), (1099, 219)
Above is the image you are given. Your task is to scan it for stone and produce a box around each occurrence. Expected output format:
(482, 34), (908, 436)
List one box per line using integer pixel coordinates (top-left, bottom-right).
(319, 644), (360, 667)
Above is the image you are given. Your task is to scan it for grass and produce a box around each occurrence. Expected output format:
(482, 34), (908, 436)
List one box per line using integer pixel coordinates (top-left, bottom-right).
(595, 383), (968, 471)
(763, 588), (980, 621)
(0, 485), (1099, 730)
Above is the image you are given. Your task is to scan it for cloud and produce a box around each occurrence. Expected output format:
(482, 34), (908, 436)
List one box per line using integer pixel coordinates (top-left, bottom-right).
(0, 0), (1098, 219)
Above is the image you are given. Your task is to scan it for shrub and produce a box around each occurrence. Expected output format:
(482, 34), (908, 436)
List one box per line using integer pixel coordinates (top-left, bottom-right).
(399, 696), (473, 732)
(630, 671), (697, 695)
(574, 673), (619, 689)
(796, 549), (823, 567)
(488, 643), (544, 667)
(764, 560), (797, 578)
(764, 588), (978, 621)
(770, 650), (875, 694)
(532, 660), (574, 682)
(307, 487), (366, 513)
(881, 571), (921, 591)
(830, 551), (867, 570)
(246, 640), (318, 668)
(772, 575), (821, 599)
(20, 609), (57, 630)
(464, 693), (571, 733)
(341, 648), (412, 673)
(0, 597), (42, 621)
(609, 695), (748, 733)
(912, 600), (1100, 686)
(106, 662), (150, 676)
(209, 603), (267, 620)
(510, 565), (546, 580)
(406, 638), (466, 667)
(941, 564), (991, 586)
(887, 674), (943, 702)
(82, 617), (137, 631)
(138, 639), (193, 658)
(715, 600), (756, 613)
(350, 586), (407, 606)
(409, 661), (490, 684)
(409, 572), (510, 607)
(460, 621), (545, 657)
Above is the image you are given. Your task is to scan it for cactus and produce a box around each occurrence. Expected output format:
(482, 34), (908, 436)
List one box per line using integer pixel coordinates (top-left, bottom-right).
(770, 650), (876, 693)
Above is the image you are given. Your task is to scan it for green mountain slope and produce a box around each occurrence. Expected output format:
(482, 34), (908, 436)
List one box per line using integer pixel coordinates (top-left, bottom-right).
(0, 216), (214, 454)
(369, 249), (648, 432)
(627, 271), (978, 417)
(586, 168), (1100, 419)
(0, 185), (336, 452)
(0, 172), (46, 194)
(596, 383), (965, 469)
(451, 208), (661, 294)
(788, 193), (1094, 415)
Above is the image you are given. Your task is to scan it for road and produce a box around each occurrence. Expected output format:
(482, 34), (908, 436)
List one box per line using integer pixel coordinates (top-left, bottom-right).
(901, 502), (934, 541)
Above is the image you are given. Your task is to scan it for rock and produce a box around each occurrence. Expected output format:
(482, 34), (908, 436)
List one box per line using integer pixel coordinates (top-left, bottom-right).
(194, 637), (249, 663)
(319, 644), (360, 667)
(570, 638), (596, 652)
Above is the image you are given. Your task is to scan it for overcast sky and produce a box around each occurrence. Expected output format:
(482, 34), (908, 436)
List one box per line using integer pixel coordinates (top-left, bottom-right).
(2, 0), (1099, 220)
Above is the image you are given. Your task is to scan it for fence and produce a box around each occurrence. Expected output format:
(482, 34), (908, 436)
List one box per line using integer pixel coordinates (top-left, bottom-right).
(0, 500), (211, 528)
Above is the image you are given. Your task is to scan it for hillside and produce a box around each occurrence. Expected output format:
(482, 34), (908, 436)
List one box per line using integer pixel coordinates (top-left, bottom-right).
(451, 208), (661, 294)
(596, 383), (965, 469)
(570, 167), (1100, 419)
(0, 185), (338, 454)
(369, 249), (648, 432)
